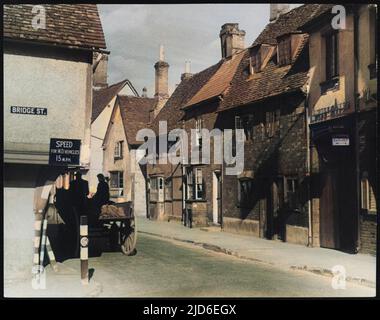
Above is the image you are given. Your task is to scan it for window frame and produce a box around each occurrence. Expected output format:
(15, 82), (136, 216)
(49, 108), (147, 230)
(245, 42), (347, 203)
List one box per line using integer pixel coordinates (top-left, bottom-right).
(114, 140), (124, 159)
(277, 36), (292, 66)
(324, 30), (339, 81)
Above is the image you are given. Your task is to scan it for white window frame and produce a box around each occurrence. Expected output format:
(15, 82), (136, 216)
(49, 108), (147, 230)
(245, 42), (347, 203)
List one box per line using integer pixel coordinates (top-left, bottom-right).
(110, 171), (124, 196)
(195, 118), (202, 147)
(114, 140), (123, 159)
(195, 168), (203, 200)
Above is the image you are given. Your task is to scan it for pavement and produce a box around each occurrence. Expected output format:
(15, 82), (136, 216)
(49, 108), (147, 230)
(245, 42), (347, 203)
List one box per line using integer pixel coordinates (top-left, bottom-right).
(137, 217), (377, 287)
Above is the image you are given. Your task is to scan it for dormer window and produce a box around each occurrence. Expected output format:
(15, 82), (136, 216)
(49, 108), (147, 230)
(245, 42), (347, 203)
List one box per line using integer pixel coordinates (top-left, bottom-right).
(277, 35), (292, 66)
(250, 48), (262, 73)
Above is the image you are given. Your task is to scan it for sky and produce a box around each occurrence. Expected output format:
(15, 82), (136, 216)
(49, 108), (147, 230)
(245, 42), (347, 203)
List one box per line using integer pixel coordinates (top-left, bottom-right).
(98, 4), (301, 97)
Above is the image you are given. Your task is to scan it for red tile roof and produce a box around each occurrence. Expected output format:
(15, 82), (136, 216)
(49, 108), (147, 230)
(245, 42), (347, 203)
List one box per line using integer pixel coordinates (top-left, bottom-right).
(92, 80), (129, 123)
(3, 4), (106, 50)
(118, 96), (156, 146)
(219, 4), (334, 112)
(183, 51), (244, 109)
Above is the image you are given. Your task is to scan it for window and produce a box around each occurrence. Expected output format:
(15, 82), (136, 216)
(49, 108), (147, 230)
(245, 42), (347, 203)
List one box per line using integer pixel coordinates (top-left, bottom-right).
(238, 179), (253, 207)
(278, 36), (292, 66)
(114, 141), (123, 159)
(235, 116), (243, 130)
(325, 31), (339, 80)
(361, 176), (377, 213)
(150, 177), (158, 202)
(195, 168), (204, 200)
(195, 118), (202, 148)
(186, 168), (204, 200)
(165, 178), (172, 201)
(285, 177), (299, 210)
(265, 110), (280, 137)
(110, 171), (123, 196)
(251, 49), (262, 73)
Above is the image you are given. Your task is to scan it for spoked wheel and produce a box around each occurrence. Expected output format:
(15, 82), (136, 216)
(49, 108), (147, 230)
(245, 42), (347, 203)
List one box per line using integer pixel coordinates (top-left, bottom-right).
(120, 217), (137, 255)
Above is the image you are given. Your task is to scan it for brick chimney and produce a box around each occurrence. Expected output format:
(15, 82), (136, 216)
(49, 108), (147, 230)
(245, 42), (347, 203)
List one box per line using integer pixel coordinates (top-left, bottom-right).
(152, 45), (169, 119)
(181, 60), (193, 81)
(269, 4), (290, 22)
(219, 23), (245, 59)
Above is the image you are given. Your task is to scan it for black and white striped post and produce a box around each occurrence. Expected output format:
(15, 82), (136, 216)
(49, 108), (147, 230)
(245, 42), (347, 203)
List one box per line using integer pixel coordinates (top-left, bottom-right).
(39, 217), (48, 271)
(80, 215), (89, 285)
(33, 214), (43, 268)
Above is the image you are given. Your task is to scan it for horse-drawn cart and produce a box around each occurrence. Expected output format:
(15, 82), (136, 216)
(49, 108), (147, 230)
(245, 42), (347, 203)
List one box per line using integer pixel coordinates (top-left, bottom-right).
(96, 201), (137, 255)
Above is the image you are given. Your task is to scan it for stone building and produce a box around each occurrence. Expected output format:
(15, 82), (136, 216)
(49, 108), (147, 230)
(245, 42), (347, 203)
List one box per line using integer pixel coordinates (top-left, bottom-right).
(102, 95), (155, 216)
(301, 4), (377, 254)
(3, 4), (106, 275)
(87, 79), (139, 193)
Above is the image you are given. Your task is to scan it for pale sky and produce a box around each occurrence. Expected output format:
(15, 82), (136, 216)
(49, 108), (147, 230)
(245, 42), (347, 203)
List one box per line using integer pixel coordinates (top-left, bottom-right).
(98, 4), (301, 97)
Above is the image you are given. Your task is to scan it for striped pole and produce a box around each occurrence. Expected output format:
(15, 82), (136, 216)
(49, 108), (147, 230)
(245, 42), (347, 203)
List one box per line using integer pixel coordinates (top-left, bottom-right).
(33, 214), (43, 268)
(46, 236), (58, 272)
(80, 216), (89, 285)
(39, 217), (48, 271)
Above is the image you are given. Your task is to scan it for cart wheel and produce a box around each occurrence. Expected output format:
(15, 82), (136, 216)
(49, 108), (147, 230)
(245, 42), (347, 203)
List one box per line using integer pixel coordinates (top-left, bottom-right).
(120, 217), (137, 256)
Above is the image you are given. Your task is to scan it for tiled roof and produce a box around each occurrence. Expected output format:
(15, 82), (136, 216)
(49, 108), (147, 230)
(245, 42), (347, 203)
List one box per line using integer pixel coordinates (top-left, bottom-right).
(92, 80), (129, 123)
(220, 4), (334, 111)
(150, 62), (221, 133)
(183, 51), (244, 109)
(3, 4), (106, 50)
(253, 4), (334, 46)
(119, 96), (155, 146)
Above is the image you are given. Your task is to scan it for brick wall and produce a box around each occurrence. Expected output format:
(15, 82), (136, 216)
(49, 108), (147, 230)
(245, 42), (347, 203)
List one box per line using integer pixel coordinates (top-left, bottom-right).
(220, 93), (309, 237)
(360, 215), (377, 255)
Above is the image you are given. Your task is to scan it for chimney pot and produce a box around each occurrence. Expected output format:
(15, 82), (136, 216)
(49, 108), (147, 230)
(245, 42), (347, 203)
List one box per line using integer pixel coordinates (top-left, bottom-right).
(181, 61), (193, 81)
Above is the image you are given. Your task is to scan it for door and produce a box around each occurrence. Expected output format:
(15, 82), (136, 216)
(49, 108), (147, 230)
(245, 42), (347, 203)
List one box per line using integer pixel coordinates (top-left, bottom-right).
(320, 169), (339, 249)
(212, 171), (221, 224)
(320, 161), (357, 251)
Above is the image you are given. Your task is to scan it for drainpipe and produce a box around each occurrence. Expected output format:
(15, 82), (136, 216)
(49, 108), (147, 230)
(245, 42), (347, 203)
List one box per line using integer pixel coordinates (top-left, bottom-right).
(353, 6), (361, 253)
(305, 92), (313, 247)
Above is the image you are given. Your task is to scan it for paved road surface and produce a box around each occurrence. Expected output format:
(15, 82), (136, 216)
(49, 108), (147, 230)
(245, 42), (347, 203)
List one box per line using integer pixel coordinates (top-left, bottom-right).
(5, 233), (375, 297)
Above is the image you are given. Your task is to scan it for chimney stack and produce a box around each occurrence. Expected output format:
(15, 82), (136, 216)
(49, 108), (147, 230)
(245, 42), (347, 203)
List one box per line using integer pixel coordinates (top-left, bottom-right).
(154, 44), (169, 100)
(269, 4), (290, 22)
(181, 60), (193, 81)
(219, 23), (245, 59)
(93, 52), (109, 88)
(142, 87), (148, 98)
(152, 45), (170, 120)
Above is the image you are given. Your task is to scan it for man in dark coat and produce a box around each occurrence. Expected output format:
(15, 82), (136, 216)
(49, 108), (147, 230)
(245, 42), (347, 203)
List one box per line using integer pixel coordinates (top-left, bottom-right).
(93, 173), (110, 208)
(69, 172), (89, 214)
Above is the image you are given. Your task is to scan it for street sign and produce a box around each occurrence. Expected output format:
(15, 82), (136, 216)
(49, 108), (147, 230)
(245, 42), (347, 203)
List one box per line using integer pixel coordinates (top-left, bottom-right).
(49, 138), (81, 166)
(332, 135), (350, 146)
(10, 106), (47, 116)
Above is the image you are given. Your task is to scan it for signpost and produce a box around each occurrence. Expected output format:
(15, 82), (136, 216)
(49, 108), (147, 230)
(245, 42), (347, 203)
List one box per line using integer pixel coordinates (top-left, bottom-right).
(49, 138), (81, 166)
